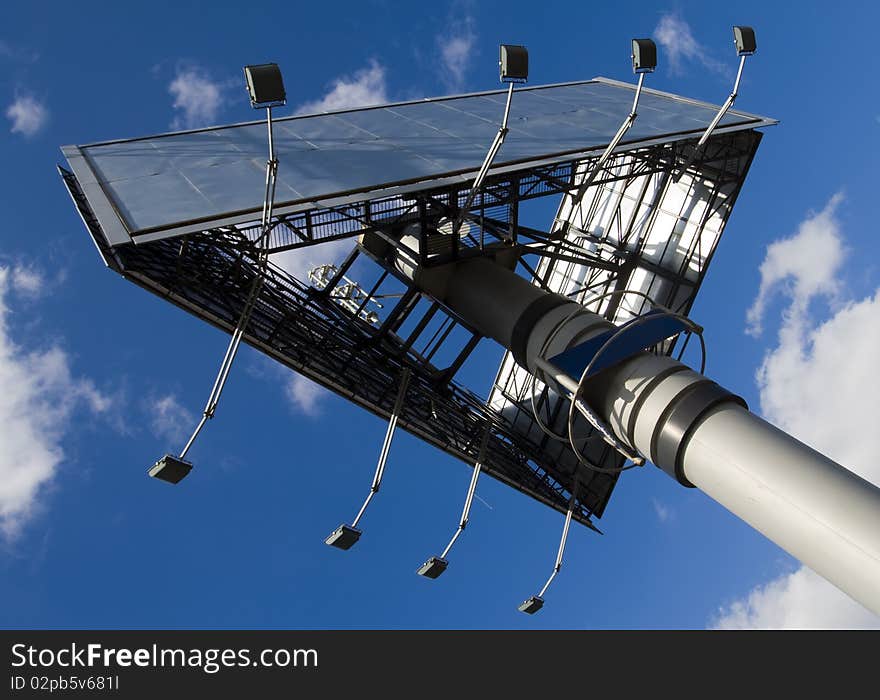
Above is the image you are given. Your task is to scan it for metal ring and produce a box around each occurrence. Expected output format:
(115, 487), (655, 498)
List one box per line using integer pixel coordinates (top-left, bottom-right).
(565, 308), (706, 474)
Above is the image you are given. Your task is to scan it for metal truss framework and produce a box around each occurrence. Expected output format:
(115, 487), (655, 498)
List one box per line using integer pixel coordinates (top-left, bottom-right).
(60, 126), (762, 530)
(489, 129), (762, 493)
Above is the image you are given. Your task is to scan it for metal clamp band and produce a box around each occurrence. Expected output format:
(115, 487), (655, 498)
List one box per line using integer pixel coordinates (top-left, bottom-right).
(510, 293), (571, 368)
(651, 380), (747, 487)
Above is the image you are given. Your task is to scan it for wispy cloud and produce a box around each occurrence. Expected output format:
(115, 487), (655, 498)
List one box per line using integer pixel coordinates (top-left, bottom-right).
(653, 14), (727, 76)
(712, 193), (880, 629)
(270, 238), (354, 285)
(295, 61), (388, 115)
(148, 394), (195, 444)
(269, 235), (357, 418)
(6, 95), (48, 137)
(248, 354), (331, 418)
(0, 39), (39, 63)
(285, 374), (325, 416)
(714, 566), (879, 629)
(10, 265), (43, 296)
(169, 66), (225, 130)
(652, 498), (672, 524)
(746, 194), (845, 336)
(436, 10), (477, 92)
(0, 266), (112, 539)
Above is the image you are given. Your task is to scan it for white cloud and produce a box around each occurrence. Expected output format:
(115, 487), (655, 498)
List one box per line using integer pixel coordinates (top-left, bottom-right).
(0, 267), (111, 539)
(6, 95), (48, 137)
(269, 239), (357, 417)
(653, 14), (726, 76)
(285, 373), (324, 416)
(148, 394), (195, 444)
(713, 567), (880, 629)
(437, 12), (476, 92)
(713, 193), (880, 629)
(0, 40), (39, 63)
(295, 61), (388, 115)
(169, 67), (225, 130)
(652, 498), (672, 523)
(270, 238), (354, 285)
(746, 193), (845, 336)
(270, 239), (352, 418)
(10, 265), (43, 296)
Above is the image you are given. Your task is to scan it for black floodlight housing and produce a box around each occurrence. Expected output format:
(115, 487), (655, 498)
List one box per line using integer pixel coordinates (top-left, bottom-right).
(631, 38), (657, 73)
(499, 44), (528, 82)
(518, 595), (544, 614)
(417, 556), (449, 579)
(243, 63), (286, 108)
(148, 454), (193, 484)
(325, 524), (362, 550)
(733, 26), (757, 56)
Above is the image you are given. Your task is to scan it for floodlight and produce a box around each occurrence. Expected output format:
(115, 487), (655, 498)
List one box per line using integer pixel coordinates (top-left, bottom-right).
(674, 24), (759, 182)
(243, 63), (287, 108)
(499, 44), (528, 82)
(148, 454), (193, 484)
(571, 38), (655, 201)
(325, 524), (362, 550)
(518, 596), (544, 614)
(631, 38), (657, 73)
(449, 45), (524, 238)
(733, 26), (757, 55)
(417, 556), (449, 579)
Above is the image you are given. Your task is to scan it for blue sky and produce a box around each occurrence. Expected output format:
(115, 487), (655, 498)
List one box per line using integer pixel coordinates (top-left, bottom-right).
(1, 0), (879, 629)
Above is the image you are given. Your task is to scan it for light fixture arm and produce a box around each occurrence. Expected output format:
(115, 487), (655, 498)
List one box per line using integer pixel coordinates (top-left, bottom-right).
(351, 367), (412, 529)
(438, 427), (492, 559)
(700, 53), (747, 148)
(452, 81), (515, 238)
(536, 486), (577, 598)
(675, 53), (749, 181)
(178, 105), (280, 461)
(571, 71), (646, 204)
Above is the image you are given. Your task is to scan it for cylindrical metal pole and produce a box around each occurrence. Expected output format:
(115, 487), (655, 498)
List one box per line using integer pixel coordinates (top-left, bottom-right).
(372, 239), (880, 613)
(600, 353), (880, 613)
(682, 403), (880, 612)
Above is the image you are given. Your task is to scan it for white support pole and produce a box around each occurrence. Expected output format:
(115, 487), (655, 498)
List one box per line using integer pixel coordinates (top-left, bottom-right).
(675, 54), (748, 182)
(570, 72), (645, 205)
(536, 488), (577, 598)
(452, 82), (515, 239)
(351, 367), (412, 529)
(178, 106), (279, 461)
(438, 427), (491, 559)
(600, 354), (880, 616)
(682, 403), (880, 613)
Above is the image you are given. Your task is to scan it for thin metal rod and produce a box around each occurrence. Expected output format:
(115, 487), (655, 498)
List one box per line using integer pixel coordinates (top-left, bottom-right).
(452, 82), (515, 237)
(440, 528), (463, 560)
(351, 367), (412, 528)
(537, 490), (576, 598)
(572, 72), (645, 203)
(438, 427), (491, 559)
(697, 54), (746, 147)
(675, 55), (748, 181)
(177, 106), (279, 460)
(179, 416), (207, 460)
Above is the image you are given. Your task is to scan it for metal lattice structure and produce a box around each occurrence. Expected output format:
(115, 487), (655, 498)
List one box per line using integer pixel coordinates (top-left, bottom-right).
(490, 129), (762, 489)
(60, 79), (771, 530)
